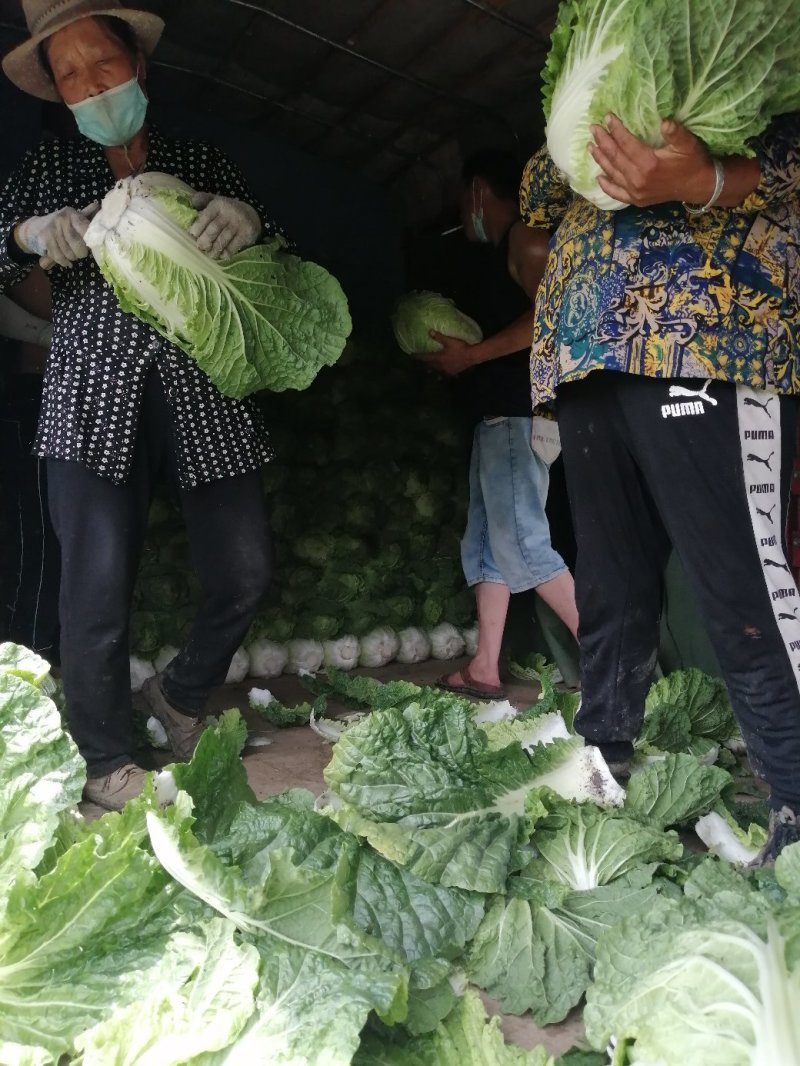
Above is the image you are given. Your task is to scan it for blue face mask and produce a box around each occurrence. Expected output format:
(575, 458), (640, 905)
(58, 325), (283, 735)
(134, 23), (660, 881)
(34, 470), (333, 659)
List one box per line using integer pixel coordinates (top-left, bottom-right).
(68, 74), (148, 147)
(471, 185), (490, 243)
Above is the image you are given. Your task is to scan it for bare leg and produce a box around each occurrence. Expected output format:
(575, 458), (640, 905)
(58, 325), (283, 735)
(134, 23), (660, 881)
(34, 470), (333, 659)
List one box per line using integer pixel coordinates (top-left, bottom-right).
(536, 570), (579, 640)
(445, 581), (510, 689)
(445, 574), (578, 690)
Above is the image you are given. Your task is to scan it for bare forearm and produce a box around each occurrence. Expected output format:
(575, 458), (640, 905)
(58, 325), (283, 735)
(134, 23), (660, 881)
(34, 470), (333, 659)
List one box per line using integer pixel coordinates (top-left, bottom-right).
(466, 310), (536, 367)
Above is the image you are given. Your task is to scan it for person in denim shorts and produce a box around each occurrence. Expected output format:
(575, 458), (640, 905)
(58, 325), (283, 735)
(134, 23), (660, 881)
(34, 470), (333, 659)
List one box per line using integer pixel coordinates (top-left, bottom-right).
(418, 151), (578, 698)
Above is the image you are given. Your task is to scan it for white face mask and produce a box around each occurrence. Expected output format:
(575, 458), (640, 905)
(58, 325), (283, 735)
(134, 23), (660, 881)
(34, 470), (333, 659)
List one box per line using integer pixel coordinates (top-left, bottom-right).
(471, 183), (490, 243)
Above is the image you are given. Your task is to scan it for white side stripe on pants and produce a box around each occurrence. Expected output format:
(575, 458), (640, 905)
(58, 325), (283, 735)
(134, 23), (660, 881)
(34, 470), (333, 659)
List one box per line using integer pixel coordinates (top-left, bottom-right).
(737, 386), (800, 693)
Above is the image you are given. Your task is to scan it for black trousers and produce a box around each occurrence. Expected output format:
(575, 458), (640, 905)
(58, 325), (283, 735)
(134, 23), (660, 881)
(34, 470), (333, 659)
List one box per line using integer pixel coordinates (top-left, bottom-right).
(48, 371), (271, 776)
(559, 372), (800, 811)
(0, 374), (61, 659)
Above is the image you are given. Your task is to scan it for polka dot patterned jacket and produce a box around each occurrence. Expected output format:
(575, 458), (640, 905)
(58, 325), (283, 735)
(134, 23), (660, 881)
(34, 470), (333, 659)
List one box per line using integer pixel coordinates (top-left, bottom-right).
(0, 128), (283, 489)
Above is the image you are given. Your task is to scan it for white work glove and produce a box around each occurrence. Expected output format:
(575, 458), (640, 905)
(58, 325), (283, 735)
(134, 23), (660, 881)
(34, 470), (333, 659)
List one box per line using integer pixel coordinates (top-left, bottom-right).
(15, 203), (99, 269)
(189, 193), (262, 259)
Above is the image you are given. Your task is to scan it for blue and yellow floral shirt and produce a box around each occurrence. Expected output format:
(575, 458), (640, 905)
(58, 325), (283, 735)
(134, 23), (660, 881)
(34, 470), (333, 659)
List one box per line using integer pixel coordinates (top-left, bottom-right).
(521, 115), (800, 405)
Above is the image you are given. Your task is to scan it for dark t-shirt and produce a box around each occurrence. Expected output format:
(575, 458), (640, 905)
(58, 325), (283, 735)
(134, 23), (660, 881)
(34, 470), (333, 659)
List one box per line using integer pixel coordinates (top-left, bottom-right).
(453, 227), (533, 423)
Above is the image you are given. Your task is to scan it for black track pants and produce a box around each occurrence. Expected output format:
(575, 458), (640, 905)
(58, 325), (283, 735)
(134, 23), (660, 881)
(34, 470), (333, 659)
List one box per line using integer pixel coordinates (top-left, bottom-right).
(559, 372), (800, 810)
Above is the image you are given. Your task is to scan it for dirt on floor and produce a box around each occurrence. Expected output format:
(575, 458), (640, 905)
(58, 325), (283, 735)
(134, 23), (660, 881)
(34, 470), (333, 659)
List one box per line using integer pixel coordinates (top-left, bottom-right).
(81, 656), (588, 1057)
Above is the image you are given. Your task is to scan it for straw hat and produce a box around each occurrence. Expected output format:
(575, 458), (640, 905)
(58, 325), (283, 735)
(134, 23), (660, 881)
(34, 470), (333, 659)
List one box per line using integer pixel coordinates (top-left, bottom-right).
(2, 0), (164, 100)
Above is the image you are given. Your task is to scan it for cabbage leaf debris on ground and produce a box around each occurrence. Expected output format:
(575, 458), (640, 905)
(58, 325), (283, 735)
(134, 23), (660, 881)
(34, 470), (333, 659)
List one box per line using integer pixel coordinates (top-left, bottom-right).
(2, 642), (796, 1066)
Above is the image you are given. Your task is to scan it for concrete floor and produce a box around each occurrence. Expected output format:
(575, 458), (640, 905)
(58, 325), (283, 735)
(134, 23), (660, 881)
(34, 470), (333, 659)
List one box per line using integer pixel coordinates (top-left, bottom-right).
(84, 656), (587, 1056)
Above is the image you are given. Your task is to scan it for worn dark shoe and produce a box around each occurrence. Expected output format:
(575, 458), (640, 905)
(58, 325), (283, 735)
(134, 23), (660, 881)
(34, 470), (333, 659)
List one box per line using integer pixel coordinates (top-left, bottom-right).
(142, 675), (204, 762)
(749, 806), (800, 868)
(83, 763), (145, 811)
(604, 759), (632, 786)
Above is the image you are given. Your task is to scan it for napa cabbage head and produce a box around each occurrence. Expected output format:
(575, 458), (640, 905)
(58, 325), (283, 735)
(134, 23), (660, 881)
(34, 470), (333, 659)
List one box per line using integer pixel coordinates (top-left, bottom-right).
(85, 173), (352, 397)
(543, 0), (800, 210)
(392, 291), (483, 354)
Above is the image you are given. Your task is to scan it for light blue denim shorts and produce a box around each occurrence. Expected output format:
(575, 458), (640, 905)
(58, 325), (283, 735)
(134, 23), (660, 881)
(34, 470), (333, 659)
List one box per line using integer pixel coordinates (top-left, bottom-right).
(461, 415), (567, 593)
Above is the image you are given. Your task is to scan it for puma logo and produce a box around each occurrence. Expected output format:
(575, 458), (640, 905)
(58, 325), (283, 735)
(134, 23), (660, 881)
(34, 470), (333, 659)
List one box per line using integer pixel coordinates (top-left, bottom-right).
(668, 381), (718, 406)
(756, 505), (776, 524)
(743, 395), (774, 418)
(747, 451), (775, 472)
(764, 558), (791, 573)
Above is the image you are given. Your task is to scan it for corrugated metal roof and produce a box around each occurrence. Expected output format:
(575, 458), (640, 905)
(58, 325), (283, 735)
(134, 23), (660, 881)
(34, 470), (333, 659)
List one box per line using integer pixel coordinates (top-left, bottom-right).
(0, 0), (560, 220)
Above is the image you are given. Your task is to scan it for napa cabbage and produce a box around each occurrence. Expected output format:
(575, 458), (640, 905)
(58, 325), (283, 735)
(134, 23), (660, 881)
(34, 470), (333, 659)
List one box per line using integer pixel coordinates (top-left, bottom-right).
(396, 627), (432, 665)
(427, 622), (465, 661)
(285, 639), (325, 675)
(392, 291), (483, 355)
(359, 627), (401, 668)
(225, 646), (250, 684)
(323, 635), (361, 671)
(85, 173), (352, 396)
(543, 0), (800, 209)
(129, 655), (156, 693)
(246, 638), (288, 680)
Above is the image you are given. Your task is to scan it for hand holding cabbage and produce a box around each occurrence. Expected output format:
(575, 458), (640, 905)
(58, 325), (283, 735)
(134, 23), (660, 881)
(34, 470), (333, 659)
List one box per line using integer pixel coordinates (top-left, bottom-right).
(84, 172), (351, 398)
(589, 115), (728, 210)
(391, 290), (483, 375)
(16, 203), (99, 269)
(188, 192), (261, 260)
(544, 0), (800, 210)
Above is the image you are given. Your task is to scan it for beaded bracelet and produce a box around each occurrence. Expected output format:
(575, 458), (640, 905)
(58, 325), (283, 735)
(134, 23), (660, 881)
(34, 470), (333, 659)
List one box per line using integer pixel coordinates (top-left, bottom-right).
(683, 159), (726, 215)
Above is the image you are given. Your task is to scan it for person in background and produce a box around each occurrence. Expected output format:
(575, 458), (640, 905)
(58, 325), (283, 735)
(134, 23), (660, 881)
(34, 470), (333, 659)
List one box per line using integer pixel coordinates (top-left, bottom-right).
(522, 114), (800, 863)
(419, 150), (578, 699)
(0, 277), (61, 660)
(0, 0), (280, 810)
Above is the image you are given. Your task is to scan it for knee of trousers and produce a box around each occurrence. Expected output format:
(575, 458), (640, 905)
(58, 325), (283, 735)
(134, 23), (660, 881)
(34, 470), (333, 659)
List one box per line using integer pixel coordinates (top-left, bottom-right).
(60, 592), (130, 643)
(217, 553), (272, 617)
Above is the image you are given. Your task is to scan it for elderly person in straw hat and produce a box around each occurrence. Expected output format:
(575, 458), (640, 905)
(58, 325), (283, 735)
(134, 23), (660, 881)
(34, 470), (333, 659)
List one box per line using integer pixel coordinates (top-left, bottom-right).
(0, 1), (283, 809)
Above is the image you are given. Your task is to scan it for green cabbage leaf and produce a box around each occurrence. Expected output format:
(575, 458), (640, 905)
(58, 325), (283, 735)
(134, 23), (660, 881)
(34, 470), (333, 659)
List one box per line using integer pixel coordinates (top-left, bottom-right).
(543, 0), (800, 209)
(85, 173), (352, 397)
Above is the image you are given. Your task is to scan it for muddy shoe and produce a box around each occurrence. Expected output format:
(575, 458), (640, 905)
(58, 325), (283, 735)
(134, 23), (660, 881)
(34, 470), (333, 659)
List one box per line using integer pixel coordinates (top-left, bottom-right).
(84, 763), (145, 811)
(142, 675), (204, 762)
(749, 805), (800, 868)
(605, 759), (632, 785)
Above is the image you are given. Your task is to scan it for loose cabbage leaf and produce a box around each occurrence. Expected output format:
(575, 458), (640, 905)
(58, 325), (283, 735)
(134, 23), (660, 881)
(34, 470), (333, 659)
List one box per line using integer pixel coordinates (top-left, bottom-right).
(0, 793), (193, 1064)
(775, 842), (800, 901)
(0, 641), (55, 689)
(584, 893), (800, 1065)
(73, 919), (259, 1066)
(695, 806), (768, 866)
(146, 810), (409, 1065)
(467, 874), (658, 1024)
(354, 989), (553, 1065)
(0, 669), (85, 910)
(522, 804), (683, 891)
(624, 753), (731, 828)
(644, 668), (736, 747)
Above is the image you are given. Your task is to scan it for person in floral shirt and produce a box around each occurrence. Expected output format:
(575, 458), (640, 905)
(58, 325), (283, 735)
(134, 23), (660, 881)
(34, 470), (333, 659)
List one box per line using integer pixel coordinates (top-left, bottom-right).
(522, 114), (800, 864)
